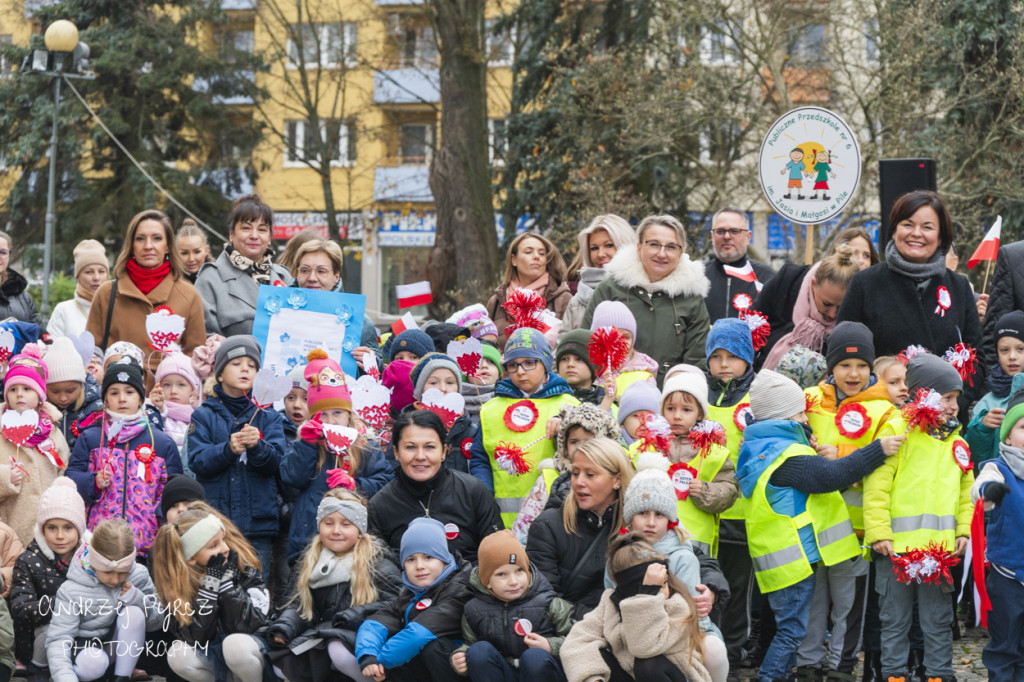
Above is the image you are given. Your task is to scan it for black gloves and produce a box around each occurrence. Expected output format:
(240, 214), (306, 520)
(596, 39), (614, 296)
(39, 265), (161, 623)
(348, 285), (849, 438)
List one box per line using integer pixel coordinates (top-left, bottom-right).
(984, 481), (1011, 505)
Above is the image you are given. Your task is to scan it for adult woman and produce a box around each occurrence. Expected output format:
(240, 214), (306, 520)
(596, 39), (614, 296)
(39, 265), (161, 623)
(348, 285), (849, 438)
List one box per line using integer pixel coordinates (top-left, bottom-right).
(486, 233), (571, 346)
(560, 214), (636, 337)
(838, 190), (983, 366)
(85, 210), (206, 382)
(278, 228), (323, 273)
(175, 219), (213, 284)
(831, 226), (878, 272)
(48, 240), (108, 338)
(581, 215), (711, 381)
(0, 231), (40, 326)
(367, 410), (502, 564)
(755, 246), (860, 370)
(526, 437), (634, 619)
(195, 193), (291, 337)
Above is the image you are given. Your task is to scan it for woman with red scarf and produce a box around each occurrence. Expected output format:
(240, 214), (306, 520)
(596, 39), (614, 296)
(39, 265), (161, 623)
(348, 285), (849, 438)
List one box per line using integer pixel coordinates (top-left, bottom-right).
(86, 210), (207, 389)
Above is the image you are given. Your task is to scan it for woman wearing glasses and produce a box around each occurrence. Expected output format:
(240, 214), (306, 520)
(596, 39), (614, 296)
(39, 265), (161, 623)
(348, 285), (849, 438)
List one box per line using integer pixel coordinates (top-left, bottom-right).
(0, 231), (41, 328)
(581, 215), (711, 383)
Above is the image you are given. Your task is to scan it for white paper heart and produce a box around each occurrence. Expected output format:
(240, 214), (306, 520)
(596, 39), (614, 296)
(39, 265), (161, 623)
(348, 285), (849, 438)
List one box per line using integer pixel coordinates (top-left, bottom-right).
(250, 368), (292, 408)
(323, 424), (360, 455)
(446, 338), (483, 377)
(351, 375), (393, 429)
(1, 409), (39, 447)
(146, 309), (186, 352)
(421, 388), (465, 428)
(0, 328), (15, 363)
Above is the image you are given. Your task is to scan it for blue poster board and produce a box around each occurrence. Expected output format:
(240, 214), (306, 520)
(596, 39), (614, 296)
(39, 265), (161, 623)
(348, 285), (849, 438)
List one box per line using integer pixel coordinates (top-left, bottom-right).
(251, 285), (366, 377)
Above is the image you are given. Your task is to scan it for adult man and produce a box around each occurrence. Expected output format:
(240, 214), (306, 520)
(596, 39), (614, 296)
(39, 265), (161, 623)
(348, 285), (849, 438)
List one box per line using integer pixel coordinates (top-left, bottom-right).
(703, 208), (776, 322)
(982, 239), (1024, 363)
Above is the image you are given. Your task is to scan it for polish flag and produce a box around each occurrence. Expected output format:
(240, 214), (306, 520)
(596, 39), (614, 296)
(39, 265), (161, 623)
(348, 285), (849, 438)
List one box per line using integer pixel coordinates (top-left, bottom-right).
(968, 216), (1001, 270)
(391, 312), (418, 336)
(396, 281), (433, 309)
(723, 261), (764, 292)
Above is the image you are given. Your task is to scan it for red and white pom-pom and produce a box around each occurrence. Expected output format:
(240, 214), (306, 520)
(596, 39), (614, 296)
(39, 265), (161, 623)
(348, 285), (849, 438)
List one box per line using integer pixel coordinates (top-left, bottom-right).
(891, 541), (960, 585)
(740, 310), (771, 351)
(495, 441), (531, 476)
(943, 342), (978, 387)
(447, 338), (483, 378)
(588, 326), (630, 375)
(901, 387), (944, 433)
(503, 288), (547, 335)
(897, 345), (929, 366)
(688, 420), (726, 458)
(637, 414), (673, 454)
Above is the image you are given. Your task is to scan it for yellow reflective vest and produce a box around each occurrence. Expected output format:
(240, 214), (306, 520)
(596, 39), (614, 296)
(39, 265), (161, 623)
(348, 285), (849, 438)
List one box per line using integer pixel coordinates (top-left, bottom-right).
(480, 393), (580, 527)
(863, 417), (974, 554)
(707, 395), (753, 521)
(746, 444), (860, 593)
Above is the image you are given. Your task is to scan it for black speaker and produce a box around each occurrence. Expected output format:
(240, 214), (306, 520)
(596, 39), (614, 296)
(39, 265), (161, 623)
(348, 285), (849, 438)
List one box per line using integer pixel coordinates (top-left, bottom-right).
(878, 158), (936, 246)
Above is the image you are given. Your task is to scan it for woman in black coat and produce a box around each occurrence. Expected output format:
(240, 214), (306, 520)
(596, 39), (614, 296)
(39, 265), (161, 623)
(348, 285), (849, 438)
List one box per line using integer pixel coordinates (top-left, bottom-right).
(0, 231), (40, 327)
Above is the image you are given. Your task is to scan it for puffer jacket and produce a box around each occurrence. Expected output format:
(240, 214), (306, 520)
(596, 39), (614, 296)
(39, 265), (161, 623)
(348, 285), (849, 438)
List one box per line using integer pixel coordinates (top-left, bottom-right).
(10, 534), (77, 664)
(54, 374), (103, 451)
(581, 247), (711, 382)
(66, 421), (182, 554)
(280, 438), (393, 562)
(0, 269), (41, 325)
(164, 565), (271, 645)
(46, 544), (163, 682)
(965, 371), (1024, 466)
(486, 280), (572, 348)
(982, 240), (1024, 363)
(187, 387), (286, 538)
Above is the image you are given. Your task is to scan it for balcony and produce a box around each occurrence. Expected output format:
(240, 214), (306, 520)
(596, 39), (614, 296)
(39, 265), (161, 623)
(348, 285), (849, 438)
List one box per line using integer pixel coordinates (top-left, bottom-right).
(374, 164), (433, 203)
(374, 68), (439, 105)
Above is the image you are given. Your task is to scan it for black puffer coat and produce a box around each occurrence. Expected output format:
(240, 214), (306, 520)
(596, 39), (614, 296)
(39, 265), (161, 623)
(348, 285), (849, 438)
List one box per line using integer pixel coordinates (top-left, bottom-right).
(10, 536), (73, 664)
(0, 269), (40, 326)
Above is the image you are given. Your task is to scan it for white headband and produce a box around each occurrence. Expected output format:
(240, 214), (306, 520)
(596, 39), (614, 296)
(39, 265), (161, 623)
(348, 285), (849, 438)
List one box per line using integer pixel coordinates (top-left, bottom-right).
(180, 515), (225, 560)
(88, 546), (136, 573)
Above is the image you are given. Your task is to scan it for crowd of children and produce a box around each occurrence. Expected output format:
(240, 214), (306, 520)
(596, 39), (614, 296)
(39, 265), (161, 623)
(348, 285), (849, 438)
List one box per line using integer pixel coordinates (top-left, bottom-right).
(0, 275), (1021, 682)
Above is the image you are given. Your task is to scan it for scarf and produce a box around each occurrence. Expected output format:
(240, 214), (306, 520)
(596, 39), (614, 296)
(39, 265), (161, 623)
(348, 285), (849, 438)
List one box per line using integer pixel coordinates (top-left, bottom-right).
(707, 366), (756, 407)
(987, 364), (1013, 399)
(999, 443), (1024, 481)
(24, 411), (53, 448)
(225, 243), (275, 286)
(214, 384), (255, 418)
(308, 548), (354, 589)
(510, 271), (550, 295)
(884, 240), (947, 282)
(104, 409), (147, 444)
(164, 400), (195, 424)
(764, 263), (836, 370)
(75, 282), (96, 303)
(610, 559), (668, 608)
(125, 259), (171, 295)
(494, 373), (574, 400)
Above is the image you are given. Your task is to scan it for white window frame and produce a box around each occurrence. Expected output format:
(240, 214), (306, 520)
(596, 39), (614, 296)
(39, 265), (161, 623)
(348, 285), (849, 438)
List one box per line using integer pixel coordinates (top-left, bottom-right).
(283, 119), (356, 168)
(287, 22), (358, 70)
(699, 23), (737, 65)
(486, 19), (515, 66)
(398, 122), (434, 164)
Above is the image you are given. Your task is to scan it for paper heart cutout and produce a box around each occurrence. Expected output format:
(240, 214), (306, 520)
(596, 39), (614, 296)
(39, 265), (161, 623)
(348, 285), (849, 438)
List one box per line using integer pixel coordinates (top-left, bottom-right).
(0, 328), (14, 364)
(323, 424), (360, 455)
(421, 388), (465, 429)
(248, 368), (292, 408)
(2, 409), (39, 448)
(447, 338), (483, 377)
(70, 331), (96, 367)
(352, 376), (393, 429)
(145, 308), (186, 352)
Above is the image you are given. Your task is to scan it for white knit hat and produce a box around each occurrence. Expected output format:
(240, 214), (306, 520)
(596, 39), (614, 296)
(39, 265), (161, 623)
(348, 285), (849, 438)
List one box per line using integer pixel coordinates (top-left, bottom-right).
(660, 370), (709, 419)
(36, 477), (87, 537)
(44, 337), (87, 384)
(749, 369), (807, 422)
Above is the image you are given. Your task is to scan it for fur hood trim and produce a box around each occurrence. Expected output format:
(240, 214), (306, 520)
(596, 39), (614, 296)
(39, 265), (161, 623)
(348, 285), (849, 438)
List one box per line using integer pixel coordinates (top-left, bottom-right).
(554, 403), (621, 472)
(604, 247), (710, 298)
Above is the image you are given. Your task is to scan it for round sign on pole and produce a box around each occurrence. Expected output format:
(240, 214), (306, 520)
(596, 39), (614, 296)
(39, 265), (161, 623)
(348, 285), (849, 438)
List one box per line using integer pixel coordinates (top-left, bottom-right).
(758, 107), (861, 226)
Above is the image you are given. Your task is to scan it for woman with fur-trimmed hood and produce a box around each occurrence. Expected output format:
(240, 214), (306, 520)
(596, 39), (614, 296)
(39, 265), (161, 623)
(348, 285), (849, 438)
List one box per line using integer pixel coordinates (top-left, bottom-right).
(581, 215), (711, 383)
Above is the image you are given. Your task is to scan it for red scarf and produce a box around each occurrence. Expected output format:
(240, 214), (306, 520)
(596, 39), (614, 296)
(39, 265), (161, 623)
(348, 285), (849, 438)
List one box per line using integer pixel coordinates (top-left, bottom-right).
(125, 259), (171, 294)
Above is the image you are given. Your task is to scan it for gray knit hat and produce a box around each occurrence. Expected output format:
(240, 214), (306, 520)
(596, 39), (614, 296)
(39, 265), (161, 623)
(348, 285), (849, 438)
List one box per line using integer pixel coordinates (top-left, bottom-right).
(316, 497), (368, 535)
(749, 369), (807, 422)
(907, 353), (963, 397)
(623, 468), (678, 525)
(214, 335), (262, 380)
(617, 380), (662, 425)
(410, 352), (463, 401)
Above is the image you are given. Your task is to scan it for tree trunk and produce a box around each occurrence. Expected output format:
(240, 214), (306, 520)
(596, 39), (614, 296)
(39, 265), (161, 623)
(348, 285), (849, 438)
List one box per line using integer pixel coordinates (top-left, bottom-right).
(426, 0), (499, 318)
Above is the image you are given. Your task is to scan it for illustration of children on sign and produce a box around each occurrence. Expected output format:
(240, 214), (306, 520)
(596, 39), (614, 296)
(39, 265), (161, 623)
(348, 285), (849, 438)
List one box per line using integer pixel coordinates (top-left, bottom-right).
(781, 148), (806, 200)
(778, 144), (837, 201)
(810, 149), (837, 200)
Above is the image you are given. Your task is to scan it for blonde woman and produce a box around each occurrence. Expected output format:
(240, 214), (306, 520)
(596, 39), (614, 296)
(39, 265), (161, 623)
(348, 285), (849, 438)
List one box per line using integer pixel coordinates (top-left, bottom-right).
(561, 214), (637, 338)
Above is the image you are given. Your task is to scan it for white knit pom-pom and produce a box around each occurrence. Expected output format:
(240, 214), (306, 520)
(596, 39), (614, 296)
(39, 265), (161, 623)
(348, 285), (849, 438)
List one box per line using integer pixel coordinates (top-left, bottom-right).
(635, 450), (671, 473)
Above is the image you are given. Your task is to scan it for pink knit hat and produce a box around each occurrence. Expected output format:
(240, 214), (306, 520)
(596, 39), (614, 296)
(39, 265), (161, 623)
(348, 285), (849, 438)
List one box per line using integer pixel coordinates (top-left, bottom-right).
(304, 349), (352, 414)
(155, 352), (201, 392)
(382, 359), (415, 412)
(36, 476), (87, 537)
(5, 352), (48, 403)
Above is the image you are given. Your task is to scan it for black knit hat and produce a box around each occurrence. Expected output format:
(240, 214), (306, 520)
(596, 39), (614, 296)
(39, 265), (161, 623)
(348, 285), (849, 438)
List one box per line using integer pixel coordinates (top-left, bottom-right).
(995, 311), (1024, 345)
(102, 358), (146, 399)
(555, 328), (597, 377)
(160, 474), (207, 517)
(826, 321), (875, 374)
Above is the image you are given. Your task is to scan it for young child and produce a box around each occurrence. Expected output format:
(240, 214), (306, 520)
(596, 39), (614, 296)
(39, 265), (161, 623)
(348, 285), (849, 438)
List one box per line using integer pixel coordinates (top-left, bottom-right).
(43, 338), (102, 451)
(152, 505), (270, 682)
(447, 304), (499, 346)
(589, 301), (658, 400)
(187, 335), (286, 574)
(561, 532), (713, 682)
(616, 380), (661, 447)
(865, 354), (974, 682)
(101, 343), (164, 430)
(406, 353), (476, 473)
(389, 329), (435, 364)
(45, 519), (163, 682)
(470, 328), (579, 527)
(971, 388), (1024, 680)
(151, 352), (201, 452)
(355, 517), (473, 682)
(282, 364), (310, 438)
(10, 477), (84, 682)
(874, 356), (909, 406)
(966, 310), (1024, 464)
(450, 530), (573, 681)
(796, 322), (897, 679)
(66, 359), (182, 556)
(262, 491), (403, 682)
(461, 343), (500, 429)
(0, 351), (72, 546)
(282, 350), (391, 563)
(736, 369), (902, 682)
(555, 329), (607, 406)
(619, 467), (729, 682)
(160, 474), (207, 525)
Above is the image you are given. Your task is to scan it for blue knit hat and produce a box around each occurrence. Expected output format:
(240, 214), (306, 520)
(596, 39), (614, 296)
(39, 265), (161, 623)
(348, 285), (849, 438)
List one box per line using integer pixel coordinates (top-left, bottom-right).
(389, 329), (434, 362)
(400, 517), (458, 590)
(503, 328), (553, 371)
(705, 318), (754, 368)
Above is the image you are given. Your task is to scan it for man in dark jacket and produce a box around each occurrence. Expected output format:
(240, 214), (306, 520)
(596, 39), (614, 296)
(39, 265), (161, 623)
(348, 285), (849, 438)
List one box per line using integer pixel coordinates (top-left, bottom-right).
(983, 239), (1024, 363)
(703, 208), (776, 323)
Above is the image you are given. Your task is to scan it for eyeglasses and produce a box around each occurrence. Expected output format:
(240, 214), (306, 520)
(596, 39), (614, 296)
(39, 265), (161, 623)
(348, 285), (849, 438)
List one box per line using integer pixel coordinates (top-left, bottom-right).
(711, 228), (748, 238)
(0, 250), (9, 257)
(298, 266), (333, 277)
(504, 358), (540, 373)
(643, 240), (683, 255)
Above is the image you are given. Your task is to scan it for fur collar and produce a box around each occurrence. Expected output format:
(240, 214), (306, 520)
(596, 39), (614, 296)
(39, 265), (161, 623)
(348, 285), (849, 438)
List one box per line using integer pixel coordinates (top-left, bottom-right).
(604, 247), (710, 298)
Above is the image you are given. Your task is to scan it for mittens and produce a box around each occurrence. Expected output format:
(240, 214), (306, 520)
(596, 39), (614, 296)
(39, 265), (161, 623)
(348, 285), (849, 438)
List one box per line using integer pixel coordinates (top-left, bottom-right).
(984, 481), (1011, 505)
(327, 468), (356, 490)
(300, 415), (325, 444)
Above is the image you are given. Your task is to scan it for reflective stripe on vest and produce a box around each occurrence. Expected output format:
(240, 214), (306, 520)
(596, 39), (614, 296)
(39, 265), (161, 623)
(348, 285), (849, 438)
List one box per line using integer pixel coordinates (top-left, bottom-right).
(708, 396), (750, 521)
(891, 514), (957, 533)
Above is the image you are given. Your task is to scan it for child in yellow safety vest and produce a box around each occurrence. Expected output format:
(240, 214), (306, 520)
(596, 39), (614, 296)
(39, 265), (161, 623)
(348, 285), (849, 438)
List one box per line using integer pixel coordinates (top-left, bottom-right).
(864, 353), (973, 682)
(589, 301), (657, 402)
(796, 322), (897, 679)
(735, 369), (902, 682)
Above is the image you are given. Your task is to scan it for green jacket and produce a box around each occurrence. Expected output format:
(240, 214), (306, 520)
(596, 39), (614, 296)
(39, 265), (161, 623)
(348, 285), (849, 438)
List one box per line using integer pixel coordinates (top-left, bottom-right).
(582, 247), (711, 382)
